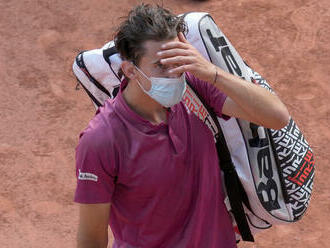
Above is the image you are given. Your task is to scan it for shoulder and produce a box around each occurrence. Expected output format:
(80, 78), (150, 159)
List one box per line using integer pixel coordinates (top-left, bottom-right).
(77, 99), (123, 151)
(184, 72), (219, 101)
(185, 72), (217, 98)
(184, 72), (229, 119)
(185, 72), (209, 88)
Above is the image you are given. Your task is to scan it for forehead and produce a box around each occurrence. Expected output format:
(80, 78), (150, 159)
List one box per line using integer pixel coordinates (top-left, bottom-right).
(140, 37), (179, 65)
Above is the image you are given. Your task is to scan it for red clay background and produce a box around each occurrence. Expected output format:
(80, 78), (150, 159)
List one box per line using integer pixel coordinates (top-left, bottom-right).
(0, 0), (329, 247)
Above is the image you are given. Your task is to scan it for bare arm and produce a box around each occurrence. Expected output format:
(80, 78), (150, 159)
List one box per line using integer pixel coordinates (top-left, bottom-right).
(158, 32), (290, 130)
(215, 68), (289, 129)
(77, 203), (111, 248)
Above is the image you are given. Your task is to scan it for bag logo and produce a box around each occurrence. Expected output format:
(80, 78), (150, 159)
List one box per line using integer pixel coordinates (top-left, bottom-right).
(248, 123), (281, 211)
(288, 150), (314, 186)
(205, 27), (281, 212)
(183, 86), (219, 141)
(206, 29), (244, 79)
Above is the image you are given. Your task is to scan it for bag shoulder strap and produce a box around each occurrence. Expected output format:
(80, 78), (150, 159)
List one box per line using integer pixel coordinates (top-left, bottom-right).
(185, 78), (254, 242)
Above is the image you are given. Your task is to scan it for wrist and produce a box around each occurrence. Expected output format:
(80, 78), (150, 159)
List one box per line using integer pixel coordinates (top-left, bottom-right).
(212, 66), (218, 86)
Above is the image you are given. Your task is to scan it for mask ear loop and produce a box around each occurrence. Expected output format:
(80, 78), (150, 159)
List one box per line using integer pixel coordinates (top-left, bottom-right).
(132, 63), (151, 93)
(134, 65), (150, 80)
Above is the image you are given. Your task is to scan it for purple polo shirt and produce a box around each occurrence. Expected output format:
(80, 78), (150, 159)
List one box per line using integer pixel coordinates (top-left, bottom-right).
(74, 73), (237, 248)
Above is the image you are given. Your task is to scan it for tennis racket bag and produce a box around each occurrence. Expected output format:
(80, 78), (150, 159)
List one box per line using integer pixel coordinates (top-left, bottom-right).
(72, 12), (315, 242)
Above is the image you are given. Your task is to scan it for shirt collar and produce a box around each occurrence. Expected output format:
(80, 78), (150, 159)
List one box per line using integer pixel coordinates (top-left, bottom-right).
(113, 78), (170, 132)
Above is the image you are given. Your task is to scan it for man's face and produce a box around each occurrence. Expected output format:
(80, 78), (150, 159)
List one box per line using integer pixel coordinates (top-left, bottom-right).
(135, 37), (181, 90)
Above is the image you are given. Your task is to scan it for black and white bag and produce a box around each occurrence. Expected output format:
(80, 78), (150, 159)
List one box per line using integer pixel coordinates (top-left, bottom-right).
(72, 12), (315, 242)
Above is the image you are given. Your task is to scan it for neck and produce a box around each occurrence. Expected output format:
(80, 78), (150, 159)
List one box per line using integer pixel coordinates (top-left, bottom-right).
(122, 79), (168, 125)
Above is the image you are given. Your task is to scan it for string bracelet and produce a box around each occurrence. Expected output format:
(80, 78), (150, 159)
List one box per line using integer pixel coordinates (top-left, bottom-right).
(212, 66), (218, 85)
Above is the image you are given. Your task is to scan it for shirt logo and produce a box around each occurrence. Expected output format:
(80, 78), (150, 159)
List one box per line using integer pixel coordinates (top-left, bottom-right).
(78, 169), (98, 182)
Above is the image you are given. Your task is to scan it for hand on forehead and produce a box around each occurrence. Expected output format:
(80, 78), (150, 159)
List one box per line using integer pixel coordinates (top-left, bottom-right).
(155, 32), (214, 81)
(157, 32), (190, 60)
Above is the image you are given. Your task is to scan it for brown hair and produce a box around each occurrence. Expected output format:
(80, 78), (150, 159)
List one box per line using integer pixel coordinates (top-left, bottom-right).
(114, 3), (187, 66)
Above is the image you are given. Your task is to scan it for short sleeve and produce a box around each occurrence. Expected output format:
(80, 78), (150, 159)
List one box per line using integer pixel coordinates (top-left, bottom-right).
(74, 127), (118, 204)
(185, 72), (230, 120)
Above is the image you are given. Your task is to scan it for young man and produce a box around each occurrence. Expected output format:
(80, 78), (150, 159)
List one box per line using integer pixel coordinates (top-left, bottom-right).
(74, 4), (289, 248)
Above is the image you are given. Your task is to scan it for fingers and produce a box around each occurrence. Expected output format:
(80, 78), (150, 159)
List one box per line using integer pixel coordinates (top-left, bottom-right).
(158, 34), (195, 62)
(161, 40), (189, 50)
(160, 56), (195, 66)
(160, 32), (189, 50)
(157, 48), (190, 59)
(168, 64), (193, 75)
(158, 33), (201, 76)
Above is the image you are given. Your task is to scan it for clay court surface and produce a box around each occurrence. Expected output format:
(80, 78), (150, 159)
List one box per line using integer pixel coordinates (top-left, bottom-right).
(0, 0), (329, 247)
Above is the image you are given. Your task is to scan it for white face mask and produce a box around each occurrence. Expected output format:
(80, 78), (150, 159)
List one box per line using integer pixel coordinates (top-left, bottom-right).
(135, 66), (186, 108)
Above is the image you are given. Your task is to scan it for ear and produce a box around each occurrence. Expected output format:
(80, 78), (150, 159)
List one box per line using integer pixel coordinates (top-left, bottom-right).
(121, 61), (138, 80)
